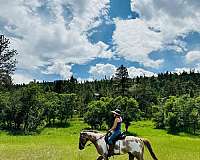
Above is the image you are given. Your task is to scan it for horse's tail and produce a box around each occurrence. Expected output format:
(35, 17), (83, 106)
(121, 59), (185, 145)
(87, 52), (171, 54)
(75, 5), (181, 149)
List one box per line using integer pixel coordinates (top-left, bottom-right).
(142, 139), (158, 160)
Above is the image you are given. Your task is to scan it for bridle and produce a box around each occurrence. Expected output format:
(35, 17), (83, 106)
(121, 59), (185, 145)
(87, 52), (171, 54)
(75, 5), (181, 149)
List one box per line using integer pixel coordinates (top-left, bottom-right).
(83, 133), (107, 148)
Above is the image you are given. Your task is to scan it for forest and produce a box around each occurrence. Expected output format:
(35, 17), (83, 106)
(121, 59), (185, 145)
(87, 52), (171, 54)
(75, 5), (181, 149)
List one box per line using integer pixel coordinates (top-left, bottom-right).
(1, 67), (200, 135)
(0, 35), (200, 135)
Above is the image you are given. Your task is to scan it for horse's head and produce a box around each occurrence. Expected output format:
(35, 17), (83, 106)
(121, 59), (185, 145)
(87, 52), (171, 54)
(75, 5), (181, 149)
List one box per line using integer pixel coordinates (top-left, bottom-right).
(79, 131), (89, 150)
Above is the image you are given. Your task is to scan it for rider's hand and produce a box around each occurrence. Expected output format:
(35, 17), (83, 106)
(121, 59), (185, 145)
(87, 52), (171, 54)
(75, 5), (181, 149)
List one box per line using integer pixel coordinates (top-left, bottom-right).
(108, 129), (112, 133)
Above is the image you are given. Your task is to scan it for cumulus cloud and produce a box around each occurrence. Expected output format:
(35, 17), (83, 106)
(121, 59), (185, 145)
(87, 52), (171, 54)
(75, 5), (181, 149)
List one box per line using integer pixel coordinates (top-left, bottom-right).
(128, 67), (156, 78)
(12, 73), (35, 84)
(173, 63), (200, 74)
(43, 62), (73, 80)
(131, 0), (200, 37)
(113, 0), (200, 68)
(89, 63), (156, 79)
(89, 63), (116, 79)
(0, 0), (110, 81)
(77, 77), (94, 83)
(185, 51), (200, 63)
(173, 67), (193, 74)
(113, 19), (164, 67)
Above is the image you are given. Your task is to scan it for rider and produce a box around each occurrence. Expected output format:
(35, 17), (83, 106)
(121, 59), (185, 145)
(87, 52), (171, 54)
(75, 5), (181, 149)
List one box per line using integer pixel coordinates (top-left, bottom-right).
(107, 109), (122, 157)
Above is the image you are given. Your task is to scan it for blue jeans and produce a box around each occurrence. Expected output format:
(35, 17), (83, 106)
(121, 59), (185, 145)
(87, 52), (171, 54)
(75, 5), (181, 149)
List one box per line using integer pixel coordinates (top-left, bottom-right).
(108, 130), (121, 145)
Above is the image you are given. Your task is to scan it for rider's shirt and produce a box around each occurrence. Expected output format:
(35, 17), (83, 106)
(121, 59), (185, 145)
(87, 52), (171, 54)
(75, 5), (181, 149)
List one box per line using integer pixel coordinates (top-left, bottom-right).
(114, 117), (122, 132)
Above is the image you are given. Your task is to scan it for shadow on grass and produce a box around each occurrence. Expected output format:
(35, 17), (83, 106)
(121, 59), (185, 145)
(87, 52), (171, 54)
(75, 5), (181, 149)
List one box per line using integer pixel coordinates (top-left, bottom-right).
(5, 129), (40, 136)
(154, 126), (200, 138)
(1, 122), (71, 136)
(167, 130), (200, 138)
(45, 122), (71, 128)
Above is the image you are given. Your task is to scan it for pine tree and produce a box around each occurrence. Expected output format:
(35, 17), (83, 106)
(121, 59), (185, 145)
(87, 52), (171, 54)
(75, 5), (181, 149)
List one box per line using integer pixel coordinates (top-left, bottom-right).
(0, 35), (17, 86)
(114, 65), (129, 96)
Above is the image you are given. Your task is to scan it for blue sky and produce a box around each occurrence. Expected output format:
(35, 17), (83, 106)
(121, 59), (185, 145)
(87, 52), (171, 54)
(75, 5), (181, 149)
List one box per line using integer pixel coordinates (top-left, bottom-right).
(0, 0), (200, 83)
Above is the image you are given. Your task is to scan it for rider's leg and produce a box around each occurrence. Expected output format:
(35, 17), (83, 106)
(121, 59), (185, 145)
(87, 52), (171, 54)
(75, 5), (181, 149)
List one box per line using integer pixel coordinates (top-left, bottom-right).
(108, 131), (120, 144)
(107, 131), (120, 157)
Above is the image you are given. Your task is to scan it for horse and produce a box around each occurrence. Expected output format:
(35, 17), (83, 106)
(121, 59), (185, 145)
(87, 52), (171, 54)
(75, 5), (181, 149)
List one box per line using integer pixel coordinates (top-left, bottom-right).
(79, 130), (158, 160)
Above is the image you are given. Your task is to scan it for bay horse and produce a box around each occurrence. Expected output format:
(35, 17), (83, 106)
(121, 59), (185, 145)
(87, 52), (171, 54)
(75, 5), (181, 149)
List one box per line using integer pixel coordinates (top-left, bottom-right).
(79, 131), (158, 160)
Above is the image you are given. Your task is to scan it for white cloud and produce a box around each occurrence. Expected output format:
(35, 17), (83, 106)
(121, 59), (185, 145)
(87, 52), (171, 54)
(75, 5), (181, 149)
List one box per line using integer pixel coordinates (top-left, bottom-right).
(113, 19), (164, 68)
(96, 41), (113, 59)
(67, 0), (110, 31)
(113, 0), (200, 68)
(131, 0), (200, 38)
(173, 64), (200, 74)
(77, 77), (94, 83)
(185, 51), (200, 63)
(12, 73), (35, 84)
(173, 67), (192, 74)
(89, 63), (156, 79)
(0, 0), (110, 80)
(43, 62), (72, 80)
(89, 63), (116, 79)
(128, 67), (156, 78)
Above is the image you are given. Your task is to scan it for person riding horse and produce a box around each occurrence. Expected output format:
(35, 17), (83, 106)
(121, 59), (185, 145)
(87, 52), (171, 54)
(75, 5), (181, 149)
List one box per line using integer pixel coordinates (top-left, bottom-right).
(107, 109), (122, 157)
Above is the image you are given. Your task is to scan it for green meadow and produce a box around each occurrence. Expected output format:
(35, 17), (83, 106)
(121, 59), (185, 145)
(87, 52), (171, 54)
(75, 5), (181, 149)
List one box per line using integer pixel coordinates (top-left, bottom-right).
(0, 120), (200, 160)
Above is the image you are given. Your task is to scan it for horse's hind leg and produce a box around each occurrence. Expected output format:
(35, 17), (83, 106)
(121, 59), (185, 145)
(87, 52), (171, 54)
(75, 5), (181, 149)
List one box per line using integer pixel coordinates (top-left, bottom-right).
(97, 155), (104, 160)
(128, 153), (135, 160)
(135, 154), (144, 160)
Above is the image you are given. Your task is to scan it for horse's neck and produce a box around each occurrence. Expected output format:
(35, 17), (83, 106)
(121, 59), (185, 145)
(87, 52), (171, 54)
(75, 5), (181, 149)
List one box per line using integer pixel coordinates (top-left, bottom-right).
(87, 133), (103, 143)
(87, 133), (107, 155)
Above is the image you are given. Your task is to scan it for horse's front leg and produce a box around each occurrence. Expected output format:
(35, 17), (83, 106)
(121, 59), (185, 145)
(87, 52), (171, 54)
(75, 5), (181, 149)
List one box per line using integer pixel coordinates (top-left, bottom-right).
(128, 153), (135, 160)
(101, 154), (109, 160)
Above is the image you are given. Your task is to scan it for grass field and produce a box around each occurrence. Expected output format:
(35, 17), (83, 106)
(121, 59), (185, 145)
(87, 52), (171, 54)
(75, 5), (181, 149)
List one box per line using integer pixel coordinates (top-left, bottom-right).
(0, 120), (200, 160)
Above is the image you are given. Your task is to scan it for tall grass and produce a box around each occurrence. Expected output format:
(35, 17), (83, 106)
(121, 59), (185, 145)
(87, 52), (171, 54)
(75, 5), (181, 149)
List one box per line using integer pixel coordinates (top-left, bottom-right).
(0, 120), (199, 160)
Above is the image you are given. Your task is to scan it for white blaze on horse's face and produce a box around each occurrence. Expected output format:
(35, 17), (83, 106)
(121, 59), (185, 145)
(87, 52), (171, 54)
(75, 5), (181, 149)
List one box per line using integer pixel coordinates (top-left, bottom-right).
(79, 132), (88, 150)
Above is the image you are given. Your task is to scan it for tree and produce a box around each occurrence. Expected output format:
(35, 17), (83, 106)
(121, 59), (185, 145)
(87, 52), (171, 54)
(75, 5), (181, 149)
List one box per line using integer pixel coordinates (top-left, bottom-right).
(108, 96), (140, 132)
(69, 76), (77, 93)
(114, 65), (129, 96)
(129, 84), (158, 118)
(19, 84), (46, 133)
(0, 92), (10, 128)
(0, 35), (17, 86)
(58, 94), (78, 124)
(0, 84), (46, 133)
(153, 95), (200, 134)
(84, 100), (107, 129)
(84, 96), (140, 131)
(44, 92), (60, 125)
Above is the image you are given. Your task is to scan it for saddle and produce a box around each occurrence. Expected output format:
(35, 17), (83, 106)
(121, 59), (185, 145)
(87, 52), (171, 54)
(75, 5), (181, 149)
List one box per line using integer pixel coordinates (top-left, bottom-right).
(105, 132), (126, 144)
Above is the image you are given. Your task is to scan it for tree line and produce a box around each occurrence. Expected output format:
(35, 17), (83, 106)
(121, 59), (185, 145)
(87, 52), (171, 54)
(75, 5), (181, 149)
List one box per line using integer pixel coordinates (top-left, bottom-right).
(0, 35), (200, 134)
(0, 84), (80, 133)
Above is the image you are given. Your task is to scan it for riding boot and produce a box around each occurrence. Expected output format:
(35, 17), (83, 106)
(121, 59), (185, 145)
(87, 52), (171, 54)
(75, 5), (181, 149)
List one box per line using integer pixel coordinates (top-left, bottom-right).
(108, 144), (114, 157)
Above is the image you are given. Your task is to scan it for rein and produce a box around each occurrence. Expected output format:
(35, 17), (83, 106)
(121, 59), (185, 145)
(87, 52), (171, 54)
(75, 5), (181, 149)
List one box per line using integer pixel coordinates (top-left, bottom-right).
(85, 134), (106, 148)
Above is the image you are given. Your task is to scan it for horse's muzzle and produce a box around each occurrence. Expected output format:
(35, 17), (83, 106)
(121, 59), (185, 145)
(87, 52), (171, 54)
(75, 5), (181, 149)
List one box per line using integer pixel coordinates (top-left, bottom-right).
(79, 142), (84, 150)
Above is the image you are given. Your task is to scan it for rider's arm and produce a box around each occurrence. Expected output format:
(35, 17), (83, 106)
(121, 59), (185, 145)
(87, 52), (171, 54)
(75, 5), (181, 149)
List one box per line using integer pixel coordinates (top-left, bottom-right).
(109, 118), (118, 132)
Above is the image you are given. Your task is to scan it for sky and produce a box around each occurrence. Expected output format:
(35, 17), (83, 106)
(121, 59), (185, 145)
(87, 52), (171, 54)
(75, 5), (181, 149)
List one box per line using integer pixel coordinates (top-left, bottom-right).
(0, 0), (200, 83)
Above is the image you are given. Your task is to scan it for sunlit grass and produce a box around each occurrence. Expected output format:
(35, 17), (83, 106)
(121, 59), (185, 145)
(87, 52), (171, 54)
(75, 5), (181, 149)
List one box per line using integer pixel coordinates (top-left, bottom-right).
(0, 120), (199, 160)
